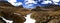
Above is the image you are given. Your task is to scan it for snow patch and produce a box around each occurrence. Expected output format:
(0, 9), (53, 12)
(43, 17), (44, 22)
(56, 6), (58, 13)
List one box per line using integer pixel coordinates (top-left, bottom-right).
(0, 17), (13, 23)
(24, 13), (36, 23)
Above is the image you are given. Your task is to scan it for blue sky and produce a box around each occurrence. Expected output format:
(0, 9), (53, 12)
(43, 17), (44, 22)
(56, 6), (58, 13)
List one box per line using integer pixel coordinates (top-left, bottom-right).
(5, 0), (60, 9)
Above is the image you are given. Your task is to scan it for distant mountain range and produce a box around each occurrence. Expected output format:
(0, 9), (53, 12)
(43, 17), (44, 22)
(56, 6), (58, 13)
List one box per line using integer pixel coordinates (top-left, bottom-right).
(0, 0), (8, 3)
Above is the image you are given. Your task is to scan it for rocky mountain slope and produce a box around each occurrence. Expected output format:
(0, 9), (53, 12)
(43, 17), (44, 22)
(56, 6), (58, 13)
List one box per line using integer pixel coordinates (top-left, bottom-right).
(0, 1), (60, 23)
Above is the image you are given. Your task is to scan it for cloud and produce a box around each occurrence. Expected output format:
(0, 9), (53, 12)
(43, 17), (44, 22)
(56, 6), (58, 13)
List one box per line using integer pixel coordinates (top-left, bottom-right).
(41, 1), (52, 4)
(6, 0), (22, 6)
(6, 0), (60, 9)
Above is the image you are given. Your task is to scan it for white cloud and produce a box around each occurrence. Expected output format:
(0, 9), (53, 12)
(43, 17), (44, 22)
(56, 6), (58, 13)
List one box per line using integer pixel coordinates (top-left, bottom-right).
(41, 1), (52, 4)
(6, 0), (16, 2)
(6, 0), (22, 6)
(25, 0), (37, 4)
(52, 0), (60, 5)
(11, 2), (22, 6)
(52, 0), (60, 2)
(6, 0), (60, 8)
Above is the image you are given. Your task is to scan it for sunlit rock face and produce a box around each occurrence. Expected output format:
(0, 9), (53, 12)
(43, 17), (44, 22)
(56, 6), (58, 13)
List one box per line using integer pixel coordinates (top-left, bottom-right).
(5, 0), (60, 9)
